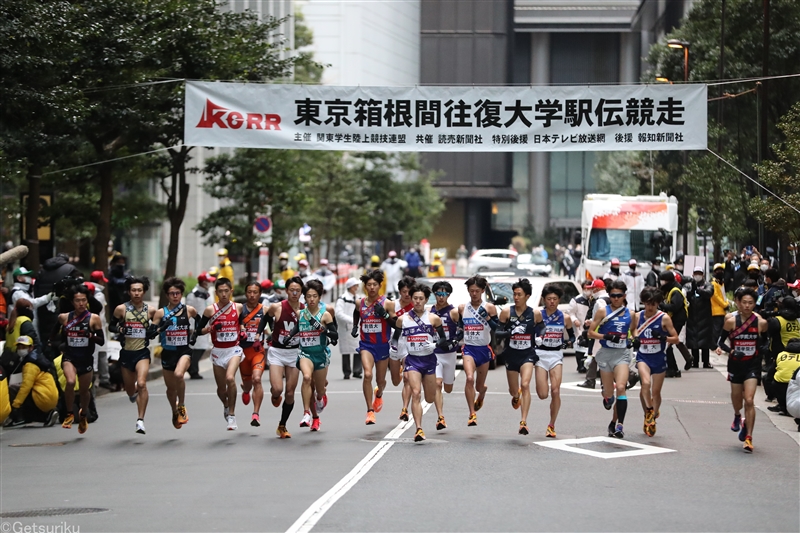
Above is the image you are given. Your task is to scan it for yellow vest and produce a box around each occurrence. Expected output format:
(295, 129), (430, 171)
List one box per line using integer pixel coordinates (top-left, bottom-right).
(427, 261), (445, 278)
(774, 350), (800, 383)
(776, 317), (800, 351)
(219, 259), (234, 287)
(0, 378), (11, 425)
(5, 315), (31, 352)
(711, 280), (728, 316)
(280, 268), (295, 282)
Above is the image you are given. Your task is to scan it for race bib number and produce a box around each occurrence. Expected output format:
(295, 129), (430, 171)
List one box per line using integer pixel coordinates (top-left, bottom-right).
(639, 339), (661, 354)
(509, 334), (532, 350)
(542, 326), (563, 348)
(165, 330), (188, 347)
(606, 337), (626, 349)
(464, 325), (483, 342)
(299, 331), (321, 348)
(67, 334), (89, 347)
(407, 334), (432, 353)
(246, 331), (257, 343)
(362, 319), (382, 334)
(216, 330), (237, 343)
(127, 323), (146, 339)
(734, 340), (756, 357)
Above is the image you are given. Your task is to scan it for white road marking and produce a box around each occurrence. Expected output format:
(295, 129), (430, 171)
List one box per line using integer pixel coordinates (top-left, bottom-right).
(285, 369), (461, 533)
(535, 436), (676, 459)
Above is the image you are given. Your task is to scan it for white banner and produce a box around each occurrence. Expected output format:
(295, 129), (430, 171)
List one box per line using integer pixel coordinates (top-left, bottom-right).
(184, 81), (707, 152)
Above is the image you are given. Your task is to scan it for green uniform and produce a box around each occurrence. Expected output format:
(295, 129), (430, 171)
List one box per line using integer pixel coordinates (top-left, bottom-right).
(297, 303), (330, 371)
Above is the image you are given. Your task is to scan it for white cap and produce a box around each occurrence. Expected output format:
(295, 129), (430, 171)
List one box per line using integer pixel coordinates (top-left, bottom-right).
(345, 278), (360, 290)
(628, 259), (637, 266)
(388, 251), (397, 257)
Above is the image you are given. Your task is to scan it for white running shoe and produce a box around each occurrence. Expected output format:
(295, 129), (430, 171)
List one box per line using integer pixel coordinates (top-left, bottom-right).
(300, 411), (312, 427)
(135, 419), (146, 434)
(226, 415), (237, 431)
(315, 396), (326, 413)
(223, 406), (230, 420)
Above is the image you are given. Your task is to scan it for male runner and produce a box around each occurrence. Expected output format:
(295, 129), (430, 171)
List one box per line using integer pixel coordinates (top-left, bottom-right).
(391, 276), (414, 422)
(239, 282), (269, 427)
(587, 280), (633, 438)
(265, 276), (305, 438)
(631, 287), (679, 437)
(458, 276), (499, 426)
(496, 278), (540, 435)
(57, 285), (104, 434)
(150, 277), (198, 430)
(198, 278), (244, 431)
(534, 284), (574, 437)
(111, 277), (155, 435)
(351, 270), (396, 424)
(430, 281), (461, 430)
(716, 287), (769, 453)
(293, 279), (338, 432)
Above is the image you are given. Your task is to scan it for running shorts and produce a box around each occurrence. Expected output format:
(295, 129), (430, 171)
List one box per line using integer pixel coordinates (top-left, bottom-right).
(727, 356), (761, 384)
(240, 346), (266, 381)
(436, 351), (457, 385)
(160, 348), (191, 372)
(298, 351), (330, 371)
(462, 344), (492, 367)
(404, 354), (437, 375)
(120, 348), (151, 372)
(595, 346), (631, 372)
(268, 346), (300, 367)
(360, 341), (390, 362)
(210, 346), (244, 368)
(62, 353), (94, 376)
(389, 341), (407, 362)
(505, 352), (538, 373)
(637, 352), (667, 375)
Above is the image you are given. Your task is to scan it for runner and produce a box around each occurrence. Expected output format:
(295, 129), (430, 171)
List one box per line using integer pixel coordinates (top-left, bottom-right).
(149, 277), (198, 430)
(351, 269), (396, 425)
(631, 287), (679, 437)
(291, 279), (337, 432)
(264, 276), (305, 438)
(239, 282), (269, 427)
(197, 277), (244, 431)
(458, 276), (499, 426)
(391, 276), (414, 422)
(111, 277), (155, 435)
(534, 284), (574, 438)
(587, 280), (633, 439)
(716, 287), (769, 453)
(396, 284), (448, 442)
(430, 281), (461, 430)
(57, 285), (104, 434)
(496, 278), (540, 435)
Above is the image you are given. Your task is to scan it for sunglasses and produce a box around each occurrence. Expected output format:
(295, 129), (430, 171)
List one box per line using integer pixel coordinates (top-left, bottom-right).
(609, 293), (625, 298)
(434, 291), (450, 297)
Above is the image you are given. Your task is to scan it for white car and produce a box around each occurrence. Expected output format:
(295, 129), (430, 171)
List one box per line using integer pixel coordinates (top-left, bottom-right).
(467, 249), (518, 274)
(516, 253), (552, 277)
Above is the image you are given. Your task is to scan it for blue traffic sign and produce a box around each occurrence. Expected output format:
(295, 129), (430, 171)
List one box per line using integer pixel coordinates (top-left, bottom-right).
(255, 216), (271, 233)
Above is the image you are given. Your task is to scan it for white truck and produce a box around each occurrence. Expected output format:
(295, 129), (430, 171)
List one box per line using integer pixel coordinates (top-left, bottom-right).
(579, 194), (679, 282)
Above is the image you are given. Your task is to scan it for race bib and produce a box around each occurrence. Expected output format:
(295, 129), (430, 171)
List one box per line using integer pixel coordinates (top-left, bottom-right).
(246, 331), (257, 343)
(542, 326), (563, 348)
(407, 334), (432, 353)
(67, 334), (89, 347)
(216, 330), (237, 343)
(734, 340), (756, 357)
(464, 325), (483, 342)
(299, 331), (321, 348)
(362, 319), (382, 334)
(509, 334), (532, 350)
(639, 339), (661, 354)
(127, 323), (146, 339)
(165, 330), (188, 347)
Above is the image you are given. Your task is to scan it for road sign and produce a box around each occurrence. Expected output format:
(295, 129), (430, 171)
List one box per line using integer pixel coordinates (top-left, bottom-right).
(254, 215), (272, 241)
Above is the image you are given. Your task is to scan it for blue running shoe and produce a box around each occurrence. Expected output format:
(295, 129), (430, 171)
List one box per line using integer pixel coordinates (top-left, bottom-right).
(738, 420), (748, 442)
(613, 423), (624, 439)
(731, 413), (742, 432)
(603, 396), (615, 410)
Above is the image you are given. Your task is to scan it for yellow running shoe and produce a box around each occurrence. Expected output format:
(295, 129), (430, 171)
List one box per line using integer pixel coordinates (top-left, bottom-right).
(743, 437), (753, 453)
(468, 413), (478, 426)
(474, 396), (484, 411)
(78, 410), (88, 434)
(276, 425), (292, 439)
(436, 416), (447, 430)
(644, 408), (655, 426)
(414, 428), (426, 442)
(545, 424), (556, 438)
(177, 405), (188, 425)
(172, 412), (183, 429)
(518, 421), (529, 435)
(399, 408), (409, 421)
(61, 413), (74, 429)
(372, 387), (383, 413)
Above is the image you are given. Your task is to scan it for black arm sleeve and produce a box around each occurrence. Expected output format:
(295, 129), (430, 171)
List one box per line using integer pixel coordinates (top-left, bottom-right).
(494, 321), (511, 340)
(352, 305), (360, 328)
(197, 314), (210, 333)
(487, 314), (500, 330)
(567, 328), (576, 344)
(718, 329), (732, 352)
(392, 324), (402, 342)
(90, 328), (105, 347)
(326, 321), (338, 342)
(257, 311), (273, 336)
(455, 318), (465, 341)
(108, 315), (121, 334)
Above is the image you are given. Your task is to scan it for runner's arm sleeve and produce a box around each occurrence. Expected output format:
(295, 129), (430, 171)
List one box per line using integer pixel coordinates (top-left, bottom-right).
(108, 315), (121, 333)
(392, 324), (402, 342)
(326, 322), (338, 343)
(717, 329), (732, 352)
(567, 328), (576, 344)
(455, 318), (464, 342)
(351, 306), (360, 337)
(435, 325), (450, 350)
(90, 328), (105, 346)
(196, 315), (210, 334)
(257, 311), (273, 336)
(487, 314), (500, 330)
(494, 321), (511, 339)
(146, 323), (159, 339)
(285, 322), (300, 343)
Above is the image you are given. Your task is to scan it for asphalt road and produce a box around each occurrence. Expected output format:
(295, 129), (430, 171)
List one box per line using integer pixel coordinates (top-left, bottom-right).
(1, 349), (798, 533)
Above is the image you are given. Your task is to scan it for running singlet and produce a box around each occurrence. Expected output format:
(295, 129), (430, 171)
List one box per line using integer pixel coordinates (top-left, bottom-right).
(240, 303), (265, 348)
(401, 310), (436, 356)
(730, 314), (760, 360)
(123, 303), (149, 351)
(271, 300), (303, 349)
(159, 305), (190, 351)
(298, 303), (329, 357)
(463, 303), (492, 346)
(360, 296), (391, 344)
(65, 311), (93, 358)
(431, 304), (457, 354)
(636, 311), (666, 356)
(597, 305), (631, 349)
(211, 303), (239, 349)
(506, 306), (535, 354)
(540, 308), (565, 350)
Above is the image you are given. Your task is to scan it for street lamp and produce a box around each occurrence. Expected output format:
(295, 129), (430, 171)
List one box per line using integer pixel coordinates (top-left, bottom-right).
(666, 39), (691, 254)
(667, 39), (690, 83)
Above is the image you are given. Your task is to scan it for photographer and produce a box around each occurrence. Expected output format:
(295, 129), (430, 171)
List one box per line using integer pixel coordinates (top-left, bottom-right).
(34, 253), (81, 351)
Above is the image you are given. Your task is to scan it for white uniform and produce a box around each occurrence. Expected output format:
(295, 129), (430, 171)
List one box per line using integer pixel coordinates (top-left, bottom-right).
(381, 258), (407, 295)
(334, 293), (359, 355)
(400, 311), (437, 356)
(622, 269), (646, 312)
(463, 304), (492, 346)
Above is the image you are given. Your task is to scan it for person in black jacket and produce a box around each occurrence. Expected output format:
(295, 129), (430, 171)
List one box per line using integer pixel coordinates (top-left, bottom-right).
(34, 254), (81, 358)
(685, 266), (714, 368)
(659, 271), (693, 377)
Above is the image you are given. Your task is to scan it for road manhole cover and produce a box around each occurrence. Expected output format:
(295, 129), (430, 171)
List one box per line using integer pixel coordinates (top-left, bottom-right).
(8, 442), (66, 448)
(0, 508), (109, 518)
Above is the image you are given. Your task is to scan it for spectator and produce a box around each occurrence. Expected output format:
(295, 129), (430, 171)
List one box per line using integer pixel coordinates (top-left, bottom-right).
(335, 278), (362, 380)
(311, 259), (336, 296)
(604, 258), (622, 281)
(710, 263), (729, 356)
(757, 268), (782, 314)
(297, 259), (310, 280)
(0, 368), (9, 425)
(4, 336), (58, 427)
(259, 279), (282, 306)
(381, 251), (407, 298)
(685, 266), (714, 369)
(427, 251), (445, 278)
(645, 258), (662, 288)
(9, 267), (54, 334)
(217, 248), (234, 290)
(568, 280), (593, 373)
(2, 300), (42, 376)
(561, 246), (575, 279)
(622, 259), (645, 312)
(107, 253), (130, 312)
(659, 271), (693, 377)
(185, 272), (215, 379)
(764, 296), (800, 369)
(89, 272), (112, 389)
(404, 247), (423, 278)
(723, 249), (737, 292)
(764, 338), (800, 418)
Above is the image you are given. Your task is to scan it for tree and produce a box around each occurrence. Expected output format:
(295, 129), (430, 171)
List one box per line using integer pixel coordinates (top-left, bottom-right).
(592, 151), (670, 196)
(294, 8), (325, 84)
(750, 102), (800, 243)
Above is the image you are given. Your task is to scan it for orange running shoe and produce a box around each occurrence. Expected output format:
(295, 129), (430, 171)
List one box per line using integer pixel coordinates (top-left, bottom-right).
(61, 413), (74, 429)
(436, 416), (447, 430)
(172, 412), (182, 429)
(372, 387), (383, 413)
(177, 405), (188, 425)
(511, 388), (521, 410)
(271, 395), (282, 408)
(78, 410), (88, 434)
(468, 413), (478, 426)
(743, 436), (753, 453)
(276, 425), (292, 439)
(545, 425), (556, 438)
(399, 408), (409, 421)
(365, 411), (376, 425)
(518, 421), (529, 435)
(414, 428), (426, 442)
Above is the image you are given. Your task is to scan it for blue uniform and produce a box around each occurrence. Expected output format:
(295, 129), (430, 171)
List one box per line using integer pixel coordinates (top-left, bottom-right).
(635, 311), (667, 374)
(597, 305), (631, 350)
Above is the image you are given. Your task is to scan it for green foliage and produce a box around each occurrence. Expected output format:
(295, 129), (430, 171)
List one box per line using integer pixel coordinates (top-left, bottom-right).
(293, 8), (325, 84)
(593, 151), (671, 196)
(750, 102), (800, 242)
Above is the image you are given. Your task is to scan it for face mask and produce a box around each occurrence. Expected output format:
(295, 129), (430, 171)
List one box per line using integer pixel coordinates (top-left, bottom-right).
(749, 272), (760, 280)
(20, 276), (32, 284)
(629, 265), (636, 271)
(582, 290), (592, 298)
(17, 348), (30, 357)
(279, 259), (287, 267)
(760, 265), (768, 272)
(112, 264), (124, 275)
(714, 272), (724, 280)
(694, 275), (704, 283)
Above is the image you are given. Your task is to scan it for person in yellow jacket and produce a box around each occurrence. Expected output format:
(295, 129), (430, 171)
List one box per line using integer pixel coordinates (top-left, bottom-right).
(217, 248), (235, 288)
(365, 255), (386, 296)
(710, 263), (729, 351)
(0, 372), (11, 425)
(4, 299), (41, 354)
(5, 336), (58, 427)
(278, 252), (295, 282)
(427, 251), (446, 278)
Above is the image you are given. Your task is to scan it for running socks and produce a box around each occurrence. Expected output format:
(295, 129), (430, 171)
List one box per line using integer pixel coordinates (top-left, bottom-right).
(280, 401), (295, 426)
(616, 395), (628, 424)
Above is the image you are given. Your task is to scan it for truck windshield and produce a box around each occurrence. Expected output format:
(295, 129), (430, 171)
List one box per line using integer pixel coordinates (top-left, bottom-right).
(587, 229), (659, 263)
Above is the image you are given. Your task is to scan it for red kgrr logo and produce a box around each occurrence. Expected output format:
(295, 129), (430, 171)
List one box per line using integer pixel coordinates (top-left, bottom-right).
(196, 99), (281, 130)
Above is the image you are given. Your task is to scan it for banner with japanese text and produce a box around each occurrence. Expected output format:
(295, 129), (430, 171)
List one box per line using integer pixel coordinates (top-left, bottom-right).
(184, 81), (707, 152)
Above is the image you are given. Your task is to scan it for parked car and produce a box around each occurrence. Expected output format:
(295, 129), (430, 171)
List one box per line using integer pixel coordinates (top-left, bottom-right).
(467, 249), (518, 274)
(515, 253), (552, 277)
